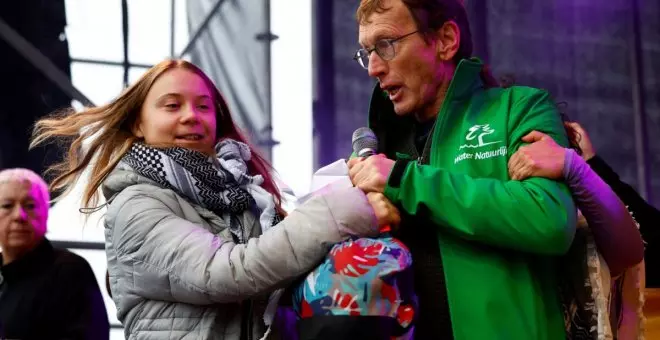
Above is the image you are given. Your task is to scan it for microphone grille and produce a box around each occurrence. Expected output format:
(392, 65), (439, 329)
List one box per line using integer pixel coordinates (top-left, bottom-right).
(352, 127), (378, 155)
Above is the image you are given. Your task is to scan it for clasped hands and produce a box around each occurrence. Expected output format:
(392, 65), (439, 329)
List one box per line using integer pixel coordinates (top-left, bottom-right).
(347, 155), (400, 229)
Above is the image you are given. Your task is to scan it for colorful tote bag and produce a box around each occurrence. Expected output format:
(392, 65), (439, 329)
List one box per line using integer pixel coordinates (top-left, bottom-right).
(292, 234), (417, 340)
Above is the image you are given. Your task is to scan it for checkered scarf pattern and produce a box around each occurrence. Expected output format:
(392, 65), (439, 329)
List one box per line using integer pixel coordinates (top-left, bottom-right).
(119, 140), (280, 243)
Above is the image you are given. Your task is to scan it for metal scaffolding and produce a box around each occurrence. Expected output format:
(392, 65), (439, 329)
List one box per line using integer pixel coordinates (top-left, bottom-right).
(0, 1), (277, 330)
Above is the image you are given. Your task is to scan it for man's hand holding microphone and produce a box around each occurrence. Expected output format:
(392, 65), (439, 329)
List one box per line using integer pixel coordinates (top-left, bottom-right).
(349, 127), (400, 231)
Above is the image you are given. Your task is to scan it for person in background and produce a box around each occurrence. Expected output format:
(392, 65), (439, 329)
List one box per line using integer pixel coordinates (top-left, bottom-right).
(509, 114), (657, 285)
(508, 125), (646, 339)
(0, 168), (109, 339)
(29, 59), (394, 339)
(565, 122), (659, 287)
(508, 124), (644, 278)
(563, 120), (658, 340)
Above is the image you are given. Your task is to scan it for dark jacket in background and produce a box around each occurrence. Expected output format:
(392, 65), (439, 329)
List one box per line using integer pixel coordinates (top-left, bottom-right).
(587, 155), (660, 287)
(0, 238), (109, 340)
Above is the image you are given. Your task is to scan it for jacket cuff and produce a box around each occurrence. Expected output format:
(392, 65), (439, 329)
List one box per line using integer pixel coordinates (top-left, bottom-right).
(384, 157), (412, 201)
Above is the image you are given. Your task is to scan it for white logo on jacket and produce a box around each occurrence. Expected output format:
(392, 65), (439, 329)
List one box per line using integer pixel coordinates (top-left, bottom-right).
(460, 124), (501, 149)
(455, 124), (507, 164)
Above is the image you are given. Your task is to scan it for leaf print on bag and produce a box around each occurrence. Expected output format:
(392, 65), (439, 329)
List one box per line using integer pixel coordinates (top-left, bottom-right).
(330, 239), (384, 277)
(331, 290), (361, 316)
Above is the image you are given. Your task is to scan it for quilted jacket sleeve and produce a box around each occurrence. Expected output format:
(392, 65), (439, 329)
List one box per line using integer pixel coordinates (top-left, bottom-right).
(105, 185), (377, 305)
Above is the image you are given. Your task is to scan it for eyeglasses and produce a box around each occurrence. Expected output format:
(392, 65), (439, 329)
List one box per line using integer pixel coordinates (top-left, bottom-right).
(353, 31), (419, 70)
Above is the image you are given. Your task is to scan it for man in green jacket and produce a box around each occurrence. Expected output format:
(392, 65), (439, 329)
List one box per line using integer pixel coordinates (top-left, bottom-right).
(348, 0), (577, 339)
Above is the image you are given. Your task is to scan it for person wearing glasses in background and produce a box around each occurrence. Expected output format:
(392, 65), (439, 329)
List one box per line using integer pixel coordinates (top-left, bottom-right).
(345, 0), (579, 339)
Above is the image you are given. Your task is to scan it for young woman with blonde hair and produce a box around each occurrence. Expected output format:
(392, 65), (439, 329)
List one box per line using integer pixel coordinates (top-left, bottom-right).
(31, 59), (398, 339)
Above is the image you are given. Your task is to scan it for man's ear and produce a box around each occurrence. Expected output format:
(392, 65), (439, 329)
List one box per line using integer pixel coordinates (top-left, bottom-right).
(435, 20), (460, 62)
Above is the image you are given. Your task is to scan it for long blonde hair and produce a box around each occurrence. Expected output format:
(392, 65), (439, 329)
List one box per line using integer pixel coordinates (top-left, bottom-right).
(31, 59), (282, 211)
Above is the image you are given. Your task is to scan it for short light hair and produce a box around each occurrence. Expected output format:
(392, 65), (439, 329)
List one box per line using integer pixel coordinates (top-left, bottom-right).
(0, 168), (50, 204)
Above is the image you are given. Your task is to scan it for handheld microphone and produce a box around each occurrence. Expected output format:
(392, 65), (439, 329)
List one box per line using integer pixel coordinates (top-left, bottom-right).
(351, 127), (378, 158)
(351, 127), (392, 233)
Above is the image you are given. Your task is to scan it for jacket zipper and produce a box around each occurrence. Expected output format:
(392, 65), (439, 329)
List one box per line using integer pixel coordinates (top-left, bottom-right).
(420, 74), (459, 165)
(240, 299), (253, 340)
(247, 300), (253, 340)
(417, 122), (437, 165)
(235, 216), (254, 340)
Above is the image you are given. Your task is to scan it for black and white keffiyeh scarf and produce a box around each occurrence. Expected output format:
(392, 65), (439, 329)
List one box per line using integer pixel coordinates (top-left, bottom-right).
(119, 139), (281, 243)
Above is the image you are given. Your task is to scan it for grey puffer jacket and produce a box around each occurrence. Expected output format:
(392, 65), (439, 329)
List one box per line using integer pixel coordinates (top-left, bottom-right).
(102, 168), (378, 339)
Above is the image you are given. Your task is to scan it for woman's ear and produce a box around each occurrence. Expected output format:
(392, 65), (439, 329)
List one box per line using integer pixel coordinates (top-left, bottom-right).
(131, 119), (144, 138)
